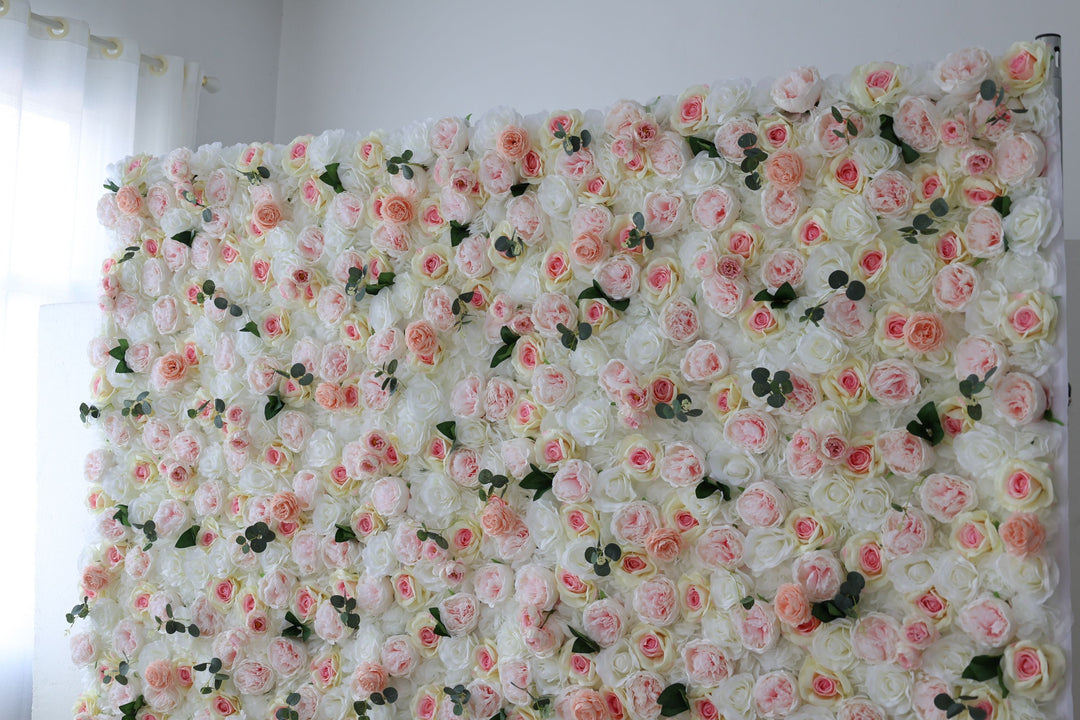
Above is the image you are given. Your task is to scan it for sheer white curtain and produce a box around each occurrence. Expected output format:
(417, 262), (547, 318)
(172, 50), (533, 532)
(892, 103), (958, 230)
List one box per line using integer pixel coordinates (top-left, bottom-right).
(0, 0), (200, 715)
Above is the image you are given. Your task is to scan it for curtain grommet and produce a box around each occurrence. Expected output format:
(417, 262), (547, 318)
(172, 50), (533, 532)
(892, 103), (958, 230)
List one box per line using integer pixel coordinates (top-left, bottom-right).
(0, 1), (10, 18)
(44, 16), (68, 39)
(99, 37), (124, 59)
(147, 54), (168, 75)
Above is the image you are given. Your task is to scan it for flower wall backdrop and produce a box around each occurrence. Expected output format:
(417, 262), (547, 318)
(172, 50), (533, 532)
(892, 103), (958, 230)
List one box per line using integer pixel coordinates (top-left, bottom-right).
(73, 42), (1067, 720)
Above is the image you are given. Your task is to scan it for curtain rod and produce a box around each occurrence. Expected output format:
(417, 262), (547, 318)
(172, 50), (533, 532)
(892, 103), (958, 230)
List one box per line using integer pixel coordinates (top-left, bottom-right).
(26, 10), (221, 93)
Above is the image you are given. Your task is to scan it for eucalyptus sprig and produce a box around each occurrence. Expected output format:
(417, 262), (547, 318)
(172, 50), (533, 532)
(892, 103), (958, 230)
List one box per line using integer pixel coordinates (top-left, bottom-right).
(236, 522), (276, 554)
(828, 106), (861, 142)
(78, 403), (101, 423)
(121, 392), (153, 419)
(811, 571), (865, 623)
(901, 198), (949, 244)
(625, 212), (654, 251)
(737, 132), (768, 190)
(193, 657), (228, 695)
(155, 603), (201, 636)
(443, 684), (472, 716)
(345, 266), (396, 299)
(753, 281), (798, 309)
(131, 517), (158, 551)
(102, 660), (130, 686)
(180, 189), (214, 222)
(242, 165), (272, 185)
(275, 692), (302, 720)
(369, 686), (399, 707)
(374, 359), (400, 394)
(493, 229), (525, 258)
(188, 397), (227, 428)
(553, 121), (592, 156)
(197, 280), (256, 330)
(750, 367), (794, 409)
(801, 270), (866, 326)
(65, 597), (89, 625)
(584, 542), (622, 577)
(655, 393), (702, 422)
(959, 367), (996, 421)
(330, 594), (360, 630)
(416, 525), (449, 549)
(117, 245), (140, 263)
(385, 149), (426, 179)
(477, 468), (510, 501)
(978, 78), (1029, 129)
(578, 279), (630, 312)
(276, 362), (315, 387)
(556, 321), (592, 351)
(933, 693), (989, 720)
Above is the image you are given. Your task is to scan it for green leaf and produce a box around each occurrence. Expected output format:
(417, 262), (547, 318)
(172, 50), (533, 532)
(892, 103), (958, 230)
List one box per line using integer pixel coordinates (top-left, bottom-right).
(113, 504), (131, 527)
(770, 281), (797, 308)
(991, 195), (1012, 218)
(980, 79), (997, 101)
(521, 465), (555, 500)
(962, 654), (1003, 682)
(449, 220), (470, 246)
(264, 394), (285, 420)
(436, 421), (457, 441)
(174, 525), (200, 548)
(828, 270), (849, 289)
(568, 626), (601, 654)
(737, 133), (757, 149)
(657, 683), (690, 717)
(103, 180), (120, 192)
(335, 524), (358, 543)
(878, 114), (920, 163)
(319, 162), (345, 193)
(509, 183), (529, 197)
(213, 297), (229, 310)
(655, 403), (675, 419)
(202, 207), (213, 222)
(912, 214), (933, 231)
(240, 320), (261, 337)
(930, 198), (949, 217)
(741, 596), (755, 609)
(831, 106), (844, 123)
(632, 211), (645, 229)
(401, 165), (414, 180)
(686, 135), (720, 158)
(428, 607), (451, 637)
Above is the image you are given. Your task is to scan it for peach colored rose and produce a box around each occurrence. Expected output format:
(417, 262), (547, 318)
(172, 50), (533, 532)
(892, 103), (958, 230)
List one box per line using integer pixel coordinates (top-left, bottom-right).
(903, 311), (946, 353)
(765, 149), (805, 190)
(774, 583), (811, 626)
(999, 512), (1046, 558)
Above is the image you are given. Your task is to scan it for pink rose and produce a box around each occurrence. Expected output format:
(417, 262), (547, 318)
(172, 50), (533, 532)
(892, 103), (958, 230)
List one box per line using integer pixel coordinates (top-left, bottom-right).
(867, 359), (921, 406)
(405, 319), (439, 359)
(999, 512), (1046, 558)
(532, 364), (575, 408)
(771, 67), (822, 113)
(695, 525), (745, 569)
(643, 190), (685, 237)
(715, 118), (759, 162)
(595, 255), (640, 300)
(515, 564), (557, 610)
(882, 508), (931, 556)
(995, 132), (1045, 185)
(351, 662), (388, 697)
(955, 335), (1006, 380)
(552, 460), (595, 503)
(233, 659), (274, 695)
(893, 96), (942, 152)
(753, 671), (799, 718)
(439, 593), (480, 635)
(877, 429), (933, 477)
(473, 563), (513, 606)
(935, 47), (992, 94)
(792, 550), (842, 602)
(773, 583), (811, 626)
(582, 599), (626, 648)
(920, 473), (978, 522)
(683, 640), (731, 687)
(658, 296), (700, 344)
(623, 671), (663, 720)
(649, 132), (689, 178)
(761, 185), (801, 228)
(736, 481), (788, 528)
(761, 249), (805, 289)
(484, 377), (517, 420)
(612, 501), (660, 546)
(531, 292), (577, 337)
(865, 170), (913, 217)
(960, 596), (1014, 647)
(724, 409), (777, 454)
(992, 371), (1045, 426)
(852, 613), (901, 664)
(702, 274), (747, 318)
(268, 638), (306, 679)
(964, 207), (1005, 258)
(429, 117), (468, 156)
(680, 339), (729, 383)
(933, 263), (979, 311)
(658, 442), (706, 488)
(692, 186), (740, 231)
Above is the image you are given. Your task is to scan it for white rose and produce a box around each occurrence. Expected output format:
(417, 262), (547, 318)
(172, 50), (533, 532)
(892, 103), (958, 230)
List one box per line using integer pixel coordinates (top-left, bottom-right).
(852, 136), (900, 175)
(846, 477), (892, 531)
(537, 176), (576, 218)
(921, 636), (976, 682)
(159, 207), (191, 238)
(884, 244), (935, 304)
(303, 429), (338, 468)
(996, 555), (1057, 603)
(808, 474), (855, 517)
(706, 80), (753, 122)
(830, 196), (880, 244)
(796, 328), (848, 374)
(809, 620), (856, 670)
(570, 341), (607, 377)
(403, 377), (443, 419)
(624, 321), (668, 370)
(1004, 195), (1057, 254)
(563, 395), (613, 447)
(954, 425), (1010, 478)
(595, 639), (642, 688)
(865, 665), (912, 710)
(438, 635), (477, 674)
(679, 156), (727, 196)
(526, 500), (563, 555)
(802, 244), (852, 295)
(414, 472), (461, 527)
(363, 533), (397, 576)
(591, 469), (637, 513)
(713, 673), (756, 720)
(743, 527), (796, 572)
(934, 552), (980, 605)
(308, 129), (346, 167)
(709, 570), (749, 610)
(888, 553), (937, 593)
(708, 451), (762, 487)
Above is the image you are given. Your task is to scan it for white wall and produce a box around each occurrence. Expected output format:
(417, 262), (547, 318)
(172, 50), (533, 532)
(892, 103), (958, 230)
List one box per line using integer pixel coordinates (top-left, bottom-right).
(275, 0), (1079, 239)
(33, 0), (283, 146)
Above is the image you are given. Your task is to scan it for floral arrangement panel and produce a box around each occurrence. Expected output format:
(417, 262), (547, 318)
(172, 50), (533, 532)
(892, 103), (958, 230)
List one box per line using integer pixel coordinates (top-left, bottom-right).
(75, 42), (1067, 720)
